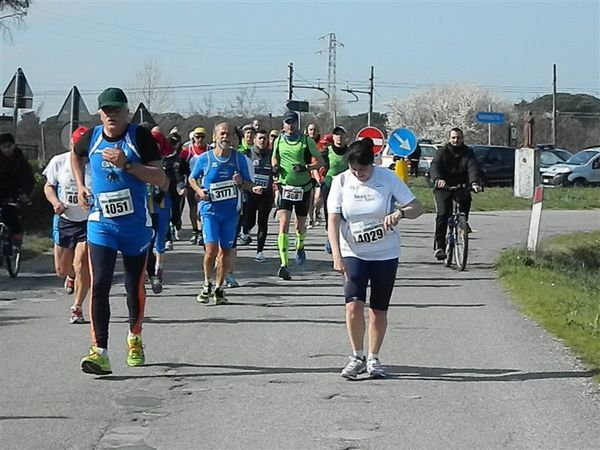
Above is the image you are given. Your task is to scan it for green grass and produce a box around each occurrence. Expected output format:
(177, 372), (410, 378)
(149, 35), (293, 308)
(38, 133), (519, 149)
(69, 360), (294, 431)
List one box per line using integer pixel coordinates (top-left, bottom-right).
(21, 234), (53, 261)
(406, 177), (600, 212)
(495, 231), (600, 381)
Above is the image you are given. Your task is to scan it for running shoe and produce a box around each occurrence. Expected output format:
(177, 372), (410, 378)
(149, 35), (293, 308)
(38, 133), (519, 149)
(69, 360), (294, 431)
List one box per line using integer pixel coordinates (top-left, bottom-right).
(434, 249), (447, 260)
(190, 231), (198, 245)
(307, 223), (314, 230)
(225, 274), (239, 288)
(197, 281), (212, 303)
(367, 358), (386, 379)
(64, 276), (75, 295)
(127, 334), (145, 367)
(213, 287), (229, 305)
(255, 252), (266, 263)
(69, 305), (84, 324)
(81, 347), (112, 375)
(324, 240), (332, 254)
(197, 233), (205, 247)
(165, 241), (173, 251)
(238, 233), (252, 245)
(277, 265), (292, 281)
(150, 277), (163, 294)
(295, 249), (306, 266)
(174, 228), (180, 241)
(341, 356), (366, 380)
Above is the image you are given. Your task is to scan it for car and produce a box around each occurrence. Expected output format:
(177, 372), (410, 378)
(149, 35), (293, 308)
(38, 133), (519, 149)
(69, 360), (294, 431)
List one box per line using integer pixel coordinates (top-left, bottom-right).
(540, 147), (600, 187)
(469, 145), (516, 186)
(536, 144), (572, 172)
(374, 142), (440, 176)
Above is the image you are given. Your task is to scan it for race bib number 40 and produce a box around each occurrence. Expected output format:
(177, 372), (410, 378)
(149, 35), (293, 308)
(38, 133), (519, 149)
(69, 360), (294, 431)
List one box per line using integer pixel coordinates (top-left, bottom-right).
(98, 188), (134, 218)
(281, 186), (304, 202)
(350, 219), (386, 244)
(210, 180), (238, 201)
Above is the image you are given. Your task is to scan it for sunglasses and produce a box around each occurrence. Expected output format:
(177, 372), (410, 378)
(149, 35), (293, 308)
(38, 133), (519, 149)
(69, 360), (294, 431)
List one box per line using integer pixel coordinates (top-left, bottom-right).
(194, 134), (205, 138)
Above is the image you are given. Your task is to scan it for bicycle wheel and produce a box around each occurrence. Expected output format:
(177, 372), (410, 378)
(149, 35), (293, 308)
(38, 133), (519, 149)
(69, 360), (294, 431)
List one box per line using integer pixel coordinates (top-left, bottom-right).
(6, 242), (21, 278)
(454, 215), (469, 271)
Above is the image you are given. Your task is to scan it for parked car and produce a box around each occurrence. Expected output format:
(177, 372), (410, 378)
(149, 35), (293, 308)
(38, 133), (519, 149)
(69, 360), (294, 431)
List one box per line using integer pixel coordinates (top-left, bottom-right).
(541, 147), (600, 187)
(469, 145), (516, 186)
(374, 142), (439, 176)
(537, 144), (572, 172)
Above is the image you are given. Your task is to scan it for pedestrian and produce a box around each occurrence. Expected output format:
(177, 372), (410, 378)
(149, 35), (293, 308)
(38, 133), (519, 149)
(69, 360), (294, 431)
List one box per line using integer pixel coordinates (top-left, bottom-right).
(327, 137), (424, 379)
(43, 127), (91, 323)
(71, 87), (167, 375)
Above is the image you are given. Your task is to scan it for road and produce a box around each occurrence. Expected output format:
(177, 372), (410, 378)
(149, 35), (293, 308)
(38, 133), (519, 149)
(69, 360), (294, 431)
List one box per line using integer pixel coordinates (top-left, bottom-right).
(1, 210), (599, 449)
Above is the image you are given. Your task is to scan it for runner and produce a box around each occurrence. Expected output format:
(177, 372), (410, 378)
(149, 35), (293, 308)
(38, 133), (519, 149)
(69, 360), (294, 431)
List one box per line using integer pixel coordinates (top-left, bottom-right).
(72, 87), (166, 375)
(146, 183), (171, 294)
(271, 111), (324, 280)
(239, 129), (275, 262)
(308, 133), (333, 229)
(43, 126), (91, 323)
(188, 122), (263, 304)
(327, 138), (424, 379)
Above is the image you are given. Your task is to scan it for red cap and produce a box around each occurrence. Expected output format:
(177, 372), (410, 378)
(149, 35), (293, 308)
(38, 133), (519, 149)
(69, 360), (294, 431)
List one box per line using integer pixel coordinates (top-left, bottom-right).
(71, 127), (88, 145)
(319, 133), (333, 146)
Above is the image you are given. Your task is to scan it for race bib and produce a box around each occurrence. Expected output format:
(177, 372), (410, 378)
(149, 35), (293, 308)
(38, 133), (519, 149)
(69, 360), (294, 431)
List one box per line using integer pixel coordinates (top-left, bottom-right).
(350, 219), (386, 244)
(254, 174), (270, 188)
(281, 185), (304, 202)
(98, 188), (134, 218)
(210, 180), (238, 201)
(61, 184), (79, 206)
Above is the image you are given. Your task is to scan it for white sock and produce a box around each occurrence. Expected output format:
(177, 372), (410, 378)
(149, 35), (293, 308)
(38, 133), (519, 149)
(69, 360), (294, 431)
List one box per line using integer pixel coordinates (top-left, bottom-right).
(96, 347), (107, 355)
(128, 331), (140, 340)
(368, 353), (378, 361)
(353, 350), (364, 359)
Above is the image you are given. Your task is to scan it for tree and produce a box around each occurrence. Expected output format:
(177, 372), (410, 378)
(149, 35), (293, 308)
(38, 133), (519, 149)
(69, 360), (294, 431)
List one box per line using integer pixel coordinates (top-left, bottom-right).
(386, 83), (510, 143)
(129, 59), (173, 113)
(0, 0), (31, 39)
(221, 87), (269, 118)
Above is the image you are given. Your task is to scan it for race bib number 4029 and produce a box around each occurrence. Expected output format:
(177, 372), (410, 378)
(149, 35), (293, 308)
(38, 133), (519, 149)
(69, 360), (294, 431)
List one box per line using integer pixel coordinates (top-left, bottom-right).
(98, 188), (134, 218)
(350, 219), (386, 244)
(281, 186), (304, 202)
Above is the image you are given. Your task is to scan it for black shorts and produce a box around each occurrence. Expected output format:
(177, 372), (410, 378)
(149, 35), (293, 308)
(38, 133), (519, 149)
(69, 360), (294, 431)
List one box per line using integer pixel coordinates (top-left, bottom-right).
(52, 216), (87, 249)
(343, 257), (398, 311)
(276, 187), (312, 217)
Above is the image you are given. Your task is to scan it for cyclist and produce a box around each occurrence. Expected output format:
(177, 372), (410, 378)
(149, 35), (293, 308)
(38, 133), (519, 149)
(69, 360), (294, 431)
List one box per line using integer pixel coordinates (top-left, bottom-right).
(271, 111), (324, 280)
(239, 129), (275, 262)
(327, 138), (424, 379)
(43, 127), (91, 323)
(429, 127), (482, 260)
(72, 87), (166, 375)
(0, 132), (34, 246)
(180, 127), (208, 245)
(188, 122), (263, 304)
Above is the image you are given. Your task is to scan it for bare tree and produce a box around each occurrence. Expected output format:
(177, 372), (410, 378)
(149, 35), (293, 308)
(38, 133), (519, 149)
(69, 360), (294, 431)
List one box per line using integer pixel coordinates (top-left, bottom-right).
(222, 87), (269, 118)
(386, 83), (510, 143)
(129, 59), (173, 113)
(0, 0), (31, 39)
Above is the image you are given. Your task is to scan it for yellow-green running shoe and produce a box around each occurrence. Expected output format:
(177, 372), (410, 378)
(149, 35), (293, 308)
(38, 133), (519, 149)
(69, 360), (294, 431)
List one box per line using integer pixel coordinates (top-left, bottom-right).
(127, 334), (145, 367)
(196, 281), (212, 303)
(81, 346), (112, 375)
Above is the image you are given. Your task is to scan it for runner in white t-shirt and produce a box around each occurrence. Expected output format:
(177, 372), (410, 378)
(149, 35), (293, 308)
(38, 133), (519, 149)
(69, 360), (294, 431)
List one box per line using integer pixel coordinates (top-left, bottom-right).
(327, 137), (424, 379)
(43, 127), (92, 324)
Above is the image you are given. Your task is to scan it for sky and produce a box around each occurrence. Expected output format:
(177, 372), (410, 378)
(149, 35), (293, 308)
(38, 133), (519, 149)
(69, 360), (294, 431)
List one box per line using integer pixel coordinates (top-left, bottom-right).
(0, 0), (599, 120)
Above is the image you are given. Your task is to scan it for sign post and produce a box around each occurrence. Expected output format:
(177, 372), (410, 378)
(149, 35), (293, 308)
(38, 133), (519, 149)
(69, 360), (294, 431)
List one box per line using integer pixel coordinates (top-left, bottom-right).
(527, 186), (544, 251)
(2, 68), (34, 136)
(388, 128), (418, 183)
(356, 126), (385, 154)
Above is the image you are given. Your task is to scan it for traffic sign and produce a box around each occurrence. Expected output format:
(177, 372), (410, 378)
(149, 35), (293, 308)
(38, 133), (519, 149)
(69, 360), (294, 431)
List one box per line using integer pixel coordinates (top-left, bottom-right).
(130, 103), (157, 128)
(388, 128), (418, 157)
(2, 68), (33, 109)
(286, 100), (309, 112)
(476, 112), (505, 124)
(356, 126), (385, 154)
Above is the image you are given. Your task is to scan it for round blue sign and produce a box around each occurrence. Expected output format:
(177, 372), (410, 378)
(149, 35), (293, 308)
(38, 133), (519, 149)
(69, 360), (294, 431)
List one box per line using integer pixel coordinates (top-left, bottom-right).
(388, 128), (418, 157)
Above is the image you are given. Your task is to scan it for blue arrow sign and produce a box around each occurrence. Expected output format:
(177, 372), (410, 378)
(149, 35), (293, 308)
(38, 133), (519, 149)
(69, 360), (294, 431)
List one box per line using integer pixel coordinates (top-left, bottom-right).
(476, 112), (505, 124)
(388, 128), (418, 157)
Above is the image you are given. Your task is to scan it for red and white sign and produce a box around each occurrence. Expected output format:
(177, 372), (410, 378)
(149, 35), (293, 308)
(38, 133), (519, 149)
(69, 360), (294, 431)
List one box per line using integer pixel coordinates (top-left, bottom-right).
(356, 126), (385, 154)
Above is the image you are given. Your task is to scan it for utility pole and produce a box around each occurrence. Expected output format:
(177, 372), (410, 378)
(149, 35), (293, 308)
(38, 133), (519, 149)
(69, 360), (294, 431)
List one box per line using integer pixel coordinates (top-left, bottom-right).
(318, 33), (344, 126)
(341, 66), (375, 126)
(552, 63), (557, 146)
(288, 62), (293, 101)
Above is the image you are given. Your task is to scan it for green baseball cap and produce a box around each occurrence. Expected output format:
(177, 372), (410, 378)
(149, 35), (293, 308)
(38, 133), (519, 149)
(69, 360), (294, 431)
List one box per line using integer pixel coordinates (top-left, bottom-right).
(98, 87), (128, 109)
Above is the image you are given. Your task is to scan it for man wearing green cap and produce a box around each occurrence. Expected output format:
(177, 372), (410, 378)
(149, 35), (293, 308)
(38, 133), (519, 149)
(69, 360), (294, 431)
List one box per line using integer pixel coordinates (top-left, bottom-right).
(71, 87), (167, 375)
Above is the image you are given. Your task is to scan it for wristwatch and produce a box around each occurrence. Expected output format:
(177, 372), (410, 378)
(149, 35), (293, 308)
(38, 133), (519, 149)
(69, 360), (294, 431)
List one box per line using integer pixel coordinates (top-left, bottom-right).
(123, 161), (133, 171)
(399, 209), (405, 219)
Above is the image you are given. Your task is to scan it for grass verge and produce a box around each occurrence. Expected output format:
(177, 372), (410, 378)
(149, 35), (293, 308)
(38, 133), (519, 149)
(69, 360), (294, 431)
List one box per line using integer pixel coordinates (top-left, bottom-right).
(495, 231), (600, 381)
(406, 177), (600, 212)
(21, 234), (53, 261)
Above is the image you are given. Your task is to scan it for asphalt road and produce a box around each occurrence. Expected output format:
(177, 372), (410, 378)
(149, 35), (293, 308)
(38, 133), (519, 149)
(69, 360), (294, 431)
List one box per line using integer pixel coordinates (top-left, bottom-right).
(1, 209), (599, 449)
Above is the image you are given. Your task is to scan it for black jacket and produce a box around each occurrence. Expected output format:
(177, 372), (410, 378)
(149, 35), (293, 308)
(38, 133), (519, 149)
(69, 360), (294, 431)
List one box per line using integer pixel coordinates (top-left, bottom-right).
(0, 146), (35, 202)
(430, 143), (480, 186)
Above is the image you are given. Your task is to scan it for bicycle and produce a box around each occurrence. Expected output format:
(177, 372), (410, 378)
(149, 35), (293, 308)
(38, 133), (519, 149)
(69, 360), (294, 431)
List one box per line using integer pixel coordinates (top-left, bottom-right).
(442, 185), (481, 271)
(0, 202), (23, 278)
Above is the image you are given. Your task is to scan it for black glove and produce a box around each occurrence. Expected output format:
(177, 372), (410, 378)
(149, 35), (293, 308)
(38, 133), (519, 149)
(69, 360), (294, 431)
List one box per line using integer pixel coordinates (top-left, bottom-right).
(272, 164), (280, 176)
(292, 164), (307, 173)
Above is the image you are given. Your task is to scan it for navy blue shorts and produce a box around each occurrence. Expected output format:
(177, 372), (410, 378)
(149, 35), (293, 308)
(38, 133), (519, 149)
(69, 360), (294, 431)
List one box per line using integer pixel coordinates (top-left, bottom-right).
(343, 257), (398, 311)
(52, 216), (87, 249)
